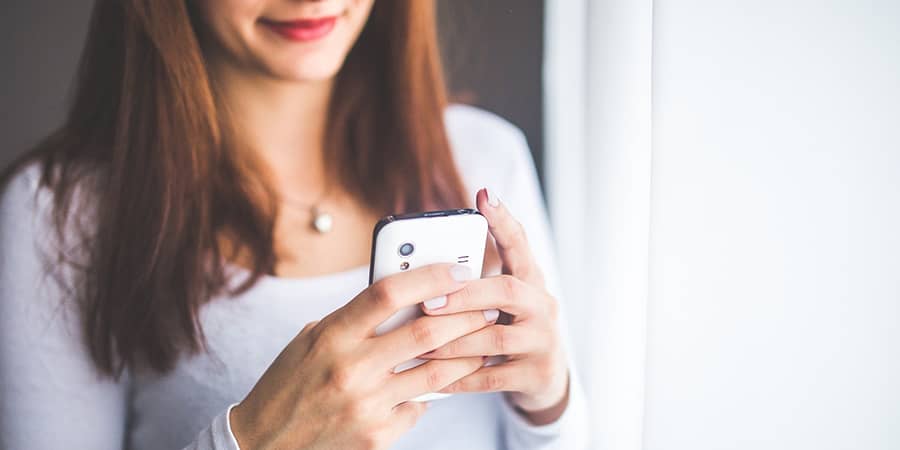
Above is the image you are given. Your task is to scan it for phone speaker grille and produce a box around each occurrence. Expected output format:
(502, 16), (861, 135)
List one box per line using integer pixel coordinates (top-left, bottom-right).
(457, 256), (469, 263)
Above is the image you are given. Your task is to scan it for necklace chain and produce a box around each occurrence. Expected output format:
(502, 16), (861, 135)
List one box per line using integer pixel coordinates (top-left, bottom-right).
(280, 184), (334, 234)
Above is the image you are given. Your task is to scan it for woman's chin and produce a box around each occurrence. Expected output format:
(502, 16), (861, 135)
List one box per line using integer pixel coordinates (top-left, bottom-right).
(265, 59), (345, 84)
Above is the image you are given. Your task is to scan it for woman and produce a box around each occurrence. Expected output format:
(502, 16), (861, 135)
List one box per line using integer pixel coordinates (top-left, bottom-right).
(0, 0), (587, 449)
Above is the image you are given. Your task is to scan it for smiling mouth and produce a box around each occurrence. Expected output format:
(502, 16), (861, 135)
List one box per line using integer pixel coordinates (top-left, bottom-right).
(259, 16), (338, 42)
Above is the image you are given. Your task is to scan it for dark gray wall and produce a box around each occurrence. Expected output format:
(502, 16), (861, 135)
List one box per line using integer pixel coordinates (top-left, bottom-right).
(0, 1), (544, 180)
(437, 0), (545, 182)
(0, 1), (93, 170)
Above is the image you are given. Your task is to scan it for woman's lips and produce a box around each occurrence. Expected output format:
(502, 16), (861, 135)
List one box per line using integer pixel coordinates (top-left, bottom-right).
(259, 16), (338, 42)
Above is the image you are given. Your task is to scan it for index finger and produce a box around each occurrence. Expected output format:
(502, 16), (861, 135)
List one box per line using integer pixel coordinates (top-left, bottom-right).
(476, 188), (544, 287)
(330, 263), (473, 336)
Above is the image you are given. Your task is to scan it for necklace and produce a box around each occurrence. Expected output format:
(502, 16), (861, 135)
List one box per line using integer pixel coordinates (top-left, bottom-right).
(281, 187), (334, 234)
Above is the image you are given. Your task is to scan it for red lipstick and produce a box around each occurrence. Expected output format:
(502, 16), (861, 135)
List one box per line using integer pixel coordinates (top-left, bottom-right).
(260, 16), (337, 42)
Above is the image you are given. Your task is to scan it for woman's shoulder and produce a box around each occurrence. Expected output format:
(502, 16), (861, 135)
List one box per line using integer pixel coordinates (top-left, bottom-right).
(444, 103), (526, 142)
(444, 104), (531, 161)
(1, 159), (98, 251)
(0, 160), (58, 288)
(0, 160), (47, 223)
(443, 104), (536, 191)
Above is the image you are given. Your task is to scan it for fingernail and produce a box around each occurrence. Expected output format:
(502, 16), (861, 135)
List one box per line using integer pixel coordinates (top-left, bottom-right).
(449, 264), (472, 282)
(393, 358), (427, 373)
(485, 187), (500, 207)
(483, 308), (500, 322)
(423, 295), (447, 310)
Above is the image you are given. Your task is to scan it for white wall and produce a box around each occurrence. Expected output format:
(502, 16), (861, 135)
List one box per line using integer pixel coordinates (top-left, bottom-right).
(645, 1), (900, 449)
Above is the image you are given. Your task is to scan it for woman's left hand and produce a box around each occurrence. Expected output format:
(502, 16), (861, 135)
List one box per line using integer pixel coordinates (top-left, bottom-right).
(418, 188), (570, 424)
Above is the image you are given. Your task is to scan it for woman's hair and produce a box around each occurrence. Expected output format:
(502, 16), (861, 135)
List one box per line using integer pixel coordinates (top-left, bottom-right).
(1, 0), (469, 378)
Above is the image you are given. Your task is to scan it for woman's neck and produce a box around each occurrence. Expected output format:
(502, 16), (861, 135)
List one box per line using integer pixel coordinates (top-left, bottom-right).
(214, 62), (335, 198)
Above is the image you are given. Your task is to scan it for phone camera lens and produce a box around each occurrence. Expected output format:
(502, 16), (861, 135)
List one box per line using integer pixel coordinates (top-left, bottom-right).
(398, 242), (415, 257)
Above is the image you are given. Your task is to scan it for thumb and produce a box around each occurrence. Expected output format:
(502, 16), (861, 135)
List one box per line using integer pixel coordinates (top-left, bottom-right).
(386, 401), (430, 441)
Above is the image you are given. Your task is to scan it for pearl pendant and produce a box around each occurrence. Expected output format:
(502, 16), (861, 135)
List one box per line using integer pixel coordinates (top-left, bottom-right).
(312, 210), (333, 233)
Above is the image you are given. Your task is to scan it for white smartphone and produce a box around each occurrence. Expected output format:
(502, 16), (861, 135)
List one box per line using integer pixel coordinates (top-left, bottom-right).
(369, 208), (488, 402)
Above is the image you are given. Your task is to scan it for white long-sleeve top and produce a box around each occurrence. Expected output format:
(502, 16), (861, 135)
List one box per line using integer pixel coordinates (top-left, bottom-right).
(0, 105), (589, 450)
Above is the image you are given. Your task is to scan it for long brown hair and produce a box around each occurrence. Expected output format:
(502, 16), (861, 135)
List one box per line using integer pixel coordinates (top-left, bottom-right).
(1, 0), (469, 378)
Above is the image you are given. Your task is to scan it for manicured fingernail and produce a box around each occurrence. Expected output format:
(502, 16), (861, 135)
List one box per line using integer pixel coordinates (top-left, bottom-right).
(483, 308), (500, 322)
(423, 296), (447, 310)
(485, 187), (500, 207)
(449, 264), (472, 282)
(393, 358), (427, 373)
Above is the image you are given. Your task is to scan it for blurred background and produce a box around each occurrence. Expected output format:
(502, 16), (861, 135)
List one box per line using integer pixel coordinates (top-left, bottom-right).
(3, 1), (900, 450)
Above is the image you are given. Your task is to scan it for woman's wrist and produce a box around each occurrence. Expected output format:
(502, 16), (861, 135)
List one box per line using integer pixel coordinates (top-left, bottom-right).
(509, 372), (571, 426)
(229, 402), (249, 449)
(230, 401), (267, 450)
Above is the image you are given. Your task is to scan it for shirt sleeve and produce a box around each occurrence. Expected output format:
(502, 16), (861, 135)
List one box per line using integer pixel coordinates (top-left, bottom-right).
(181, 404), (242, 450)
(0, 165), (242, 450)
(490, 127), (592, 450)
(0, 165), (130, 450)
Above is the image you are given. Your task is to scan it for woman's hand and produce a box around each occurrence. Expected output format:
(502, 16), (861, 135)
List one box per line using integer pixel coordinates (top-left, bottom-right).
(230, 263), (498, 450)
(419, 188), (571, 424)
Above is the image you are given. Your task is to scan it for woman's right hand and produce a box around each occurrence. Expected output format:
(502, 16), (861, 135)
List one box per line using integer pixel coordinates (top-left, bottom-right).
(229, 263), (494, 450)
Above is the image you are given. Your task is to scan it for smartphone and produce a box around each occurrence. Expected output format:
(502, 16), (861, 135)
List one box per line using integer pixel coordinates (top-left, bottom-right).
(369, 208), (488, 402)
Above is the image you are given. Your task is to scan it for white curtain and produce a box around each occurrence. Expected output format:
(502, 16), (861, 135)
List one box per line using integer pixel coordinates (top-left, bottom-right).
(544, 1), (653, 450)
(545, 1), (900, 450)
